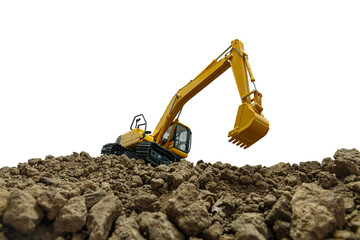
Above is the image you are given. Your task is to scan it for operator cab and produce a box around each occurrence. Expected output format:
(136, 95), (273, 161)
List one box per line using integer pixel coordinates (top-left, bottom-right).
(163, 122), (192, 154)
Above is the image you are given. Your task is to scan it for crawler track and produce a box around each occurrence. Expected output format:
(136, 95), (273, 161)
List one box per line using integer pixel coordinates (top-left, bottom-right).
(101, 142), (180, 167)
(101, 143), (136, 159)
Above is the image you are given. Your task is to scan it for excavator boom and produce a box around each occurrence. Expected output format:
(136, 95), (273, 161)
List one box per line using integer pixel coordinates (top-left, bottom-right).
(152, 39), (269, 149)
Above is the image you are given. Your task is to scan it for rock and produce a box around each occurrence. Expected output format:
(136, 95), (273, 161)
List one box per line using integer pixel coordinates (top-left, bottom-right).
(219, 168), (237, 181)
(154, 164), (170, 172)
(252, 172), (264, 182)
(166, 182), (211, 236)
(239, 175), (252, 185)
(294, 170), (310, 182)
(299, 160), (320, 172)
(167, 171), (186, 190)
(211, 193), (236, 217)
(269, 162), (291, 176)
(40, 177), (53, 185)
(290, 183), (345, 240)
(265, 195), (291, 226)
(83, 190), (106, 209)
(354, 197), (360, 205)
(109, 215), (145, 240)
(132, 192), (159, 212)
(344, 197), (356, 213)
(0, 188), (10, 216)
(333, 230), (357, 240)
(137, 212), (185, 240)
(189, 237), (203, 240)
(213, 161), (228, 170)
(199, 166), (216, 182)
(188, 175), (200, 188)
(333, 148), (360, 179)
(317, 171), (337, 189)
(233, 224), (266, 240)
(198, 190), (216, 211)
(334, 148), (360, 162)
(28, 158), (42, 166)
(18, 162), (39, 177)
(334, 159), (360, 178)
(203, 222), (223, 240)
(349, 181), (360, 192)
(273, 219), (291, 239)
(100, 182), (111, 191)
(231, 212), (271, 239)
(175, 201), (211, 236)
(54, 196), (87, 233)
(87, 195), (122, 240)
(131, 175), (143, 187)
(9, 167), (19, 175)
(204, 180), (218, 191)
(150, 178), (165, 190)
(36, 188), (67, 220)
(263, 193), (277, 208)
(80, 151), (91, 159)
(71, 233), (88, 240)
(2, 189), (43, 234)
(344, 174), (357, 183)
(321, 157), (335, 173)
(348, 219), (360, 232)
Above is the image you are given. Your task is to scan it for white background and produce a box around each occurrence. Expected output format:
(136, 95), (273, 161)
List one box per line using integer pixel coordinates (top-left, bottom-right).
(1, 1), (359, 168)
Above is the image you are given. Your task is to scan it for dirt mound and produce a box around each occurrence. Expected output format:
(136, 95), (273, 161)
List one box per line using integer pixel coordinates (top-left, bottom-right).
(1, 148), (360, 239)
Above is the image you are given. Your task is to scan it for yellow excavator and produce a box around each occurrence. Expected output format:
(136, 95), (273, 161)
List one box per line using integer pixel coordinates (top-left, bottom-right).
(102, 39), (269, 166)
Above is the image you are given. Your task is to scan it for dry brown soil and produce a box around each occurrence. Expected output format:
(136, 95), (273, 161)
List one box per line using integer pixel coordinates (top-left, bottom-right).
(1, 148), (360, 240)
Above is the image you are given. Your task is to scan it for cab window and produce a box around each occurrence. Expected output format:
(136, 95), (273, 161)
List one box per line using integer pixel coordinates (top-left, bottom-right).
(162, 123), (174, 143)
(173, 124), (192, 153)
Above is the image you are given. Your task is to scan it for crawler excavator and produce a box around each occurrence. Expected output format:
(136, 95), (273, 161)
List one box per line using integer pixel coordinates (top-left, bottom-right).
(101, 39), (269, 166)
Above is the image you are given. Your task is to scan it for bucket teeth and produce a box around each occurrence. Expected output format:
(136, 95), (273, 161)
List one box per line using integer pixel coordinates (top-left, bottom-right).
(228, 133), (252, 149)
(227, 103), (269, 149)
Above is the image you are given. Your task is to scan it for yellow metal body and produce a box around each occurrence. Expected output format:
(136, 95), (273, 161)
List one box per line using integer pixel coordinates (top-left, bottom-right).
(152, 39), (269, 150)
(117, 39), (269, 159)
(117, 128), (154, 150)
(116, 123), (189, 159)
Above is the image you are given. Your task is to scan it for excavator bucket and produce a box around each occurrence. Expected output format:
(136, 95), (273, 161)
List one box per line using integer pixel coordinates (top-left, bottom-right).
(228, 103), (269, 149)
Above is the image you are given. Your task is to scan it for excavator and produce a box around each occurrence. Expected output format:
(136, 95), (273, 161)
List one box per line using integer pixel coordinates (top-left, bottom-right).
(101, 39), (269, 166)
